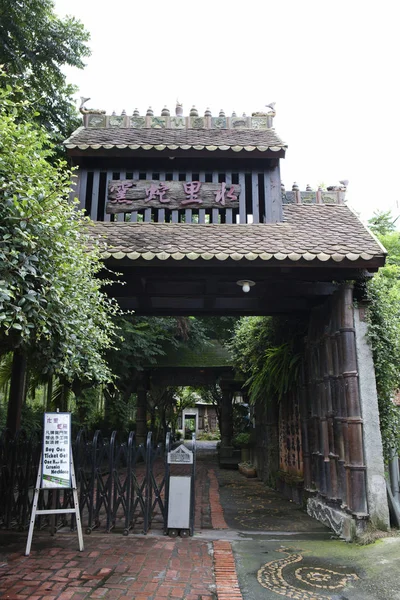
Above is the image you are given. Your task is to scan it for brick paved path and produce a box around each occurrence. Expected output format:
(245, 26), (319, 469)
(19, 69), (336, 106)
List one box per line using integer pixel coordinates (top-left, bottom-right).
(0, 536), (215, 600)
(0, 443), (243, 600)
(1, 443), (394, 599)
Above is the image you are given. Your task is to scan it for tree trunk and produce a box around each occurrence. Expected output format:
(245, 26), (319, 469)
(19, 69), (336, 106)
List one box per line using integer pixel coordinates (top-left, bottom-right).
(136, 387), (147, 445)
(46, 377), (53, 411)
(6, 348), (27, 434)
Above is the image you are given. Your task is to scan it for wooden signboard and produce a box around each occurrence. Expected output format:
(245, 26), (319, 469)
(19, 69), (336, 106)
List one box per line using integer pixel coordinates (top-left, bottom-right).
(107, 180), (241, 213)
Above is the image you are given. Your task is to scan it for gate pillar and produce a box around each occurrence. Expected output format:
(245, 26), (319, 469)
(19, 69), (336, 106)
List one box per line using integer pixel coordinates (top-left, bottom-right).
(306, 284), (390, 537)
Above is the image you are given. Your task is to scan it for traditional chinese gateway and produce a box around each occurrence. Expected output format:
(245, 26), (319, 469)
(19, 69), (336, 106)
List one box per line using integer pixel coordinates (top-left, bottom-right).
(65, 101), (389, 539)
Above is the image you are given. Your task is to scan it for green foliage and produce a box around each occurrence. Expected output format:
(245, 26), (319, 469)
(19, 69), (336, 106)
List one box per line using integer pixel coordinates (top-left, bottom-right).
(0, 0), (91, 145)
(229, 316), (305, 405)
(0, 81), (118, 385)
(232, 432), (251, 447)
(106, 316), (208, 395)
(197, 431), (220, 441)
(368, 210), (398, 236)
(367, 211), (400, 458)
(194, 317), (238, 342)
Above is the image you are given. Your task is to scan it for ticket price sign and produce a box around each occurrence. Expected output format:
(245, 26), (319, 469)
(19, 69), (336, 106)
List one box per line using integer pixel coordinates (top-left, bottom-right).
(25, 412), (84, 555)
(42, 412), (71, 488)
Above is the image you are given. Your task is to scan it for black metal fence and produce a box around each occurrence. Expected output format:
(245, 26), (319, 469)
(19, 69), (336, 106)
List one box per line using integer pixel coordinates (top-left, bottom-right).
(0, 429), (170, 535)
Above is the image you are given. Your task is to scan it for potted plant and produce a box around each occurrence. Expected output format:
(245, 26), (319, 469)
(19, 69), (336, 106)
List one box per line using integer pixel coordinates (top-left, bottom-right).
(232, 432), (252, 463)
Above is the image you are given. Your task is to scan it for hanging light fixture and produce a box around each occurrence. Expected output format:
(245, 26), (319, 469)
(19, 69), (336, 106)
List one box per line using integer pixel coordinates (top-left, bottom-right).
(236, 280), (255, 293)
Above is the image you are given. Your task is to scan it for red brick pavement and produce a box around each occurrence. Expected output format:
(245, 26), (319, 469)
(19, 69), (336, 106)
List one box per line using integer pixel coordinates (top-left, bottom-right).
(0, 455), (244, 600)
(207, 470), (228, 530)
(0, 535), (216, 600)
(213, 542), (243, 600)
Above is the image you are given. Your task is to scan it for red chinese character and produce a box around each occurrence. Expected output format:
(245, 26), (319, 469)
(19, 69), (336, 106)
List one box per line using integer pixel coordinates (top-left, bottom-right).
(182, 181), (202, 205)
(145, 183), (170, 203)
(214, 182), (237, 206)
(110, 182), (133, 203)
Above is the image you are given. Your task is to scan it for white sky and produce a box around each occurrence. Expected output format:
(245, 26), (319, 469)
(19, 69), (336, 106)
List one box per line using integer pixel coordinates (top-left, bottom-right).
(55, 0), (400, 225)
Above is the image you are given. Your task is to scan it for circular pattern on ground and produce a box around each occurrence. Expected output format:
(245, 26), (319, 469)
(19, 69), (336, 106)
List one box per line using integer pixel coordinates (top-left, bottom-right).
(295, 566), (353, 590)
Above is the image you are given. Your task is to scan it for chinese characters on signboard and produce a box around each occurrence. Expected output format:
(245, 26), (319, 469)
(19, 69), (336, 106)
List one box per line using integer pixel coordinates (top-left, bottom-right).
(107, 180), (241, 213)
(41, 413), (71, 488)
(167, 445), (194, 464)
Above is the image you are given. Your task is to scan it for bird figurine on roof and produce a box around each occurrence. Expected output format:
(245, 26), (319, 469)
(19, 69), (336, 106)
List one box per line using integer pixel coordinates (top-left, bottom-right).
(327, 180), (349, 191)
(79, 97), (105, 115)
(266, 102), (276, 116)
(252, 102), (276, 118)
(175, 100), (183, 117)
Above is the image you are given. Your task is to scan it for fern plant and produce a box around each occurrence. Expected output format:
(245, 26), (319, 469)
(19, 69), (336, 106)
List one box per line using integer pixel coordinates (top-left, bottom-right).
(247, 342), (302, 404)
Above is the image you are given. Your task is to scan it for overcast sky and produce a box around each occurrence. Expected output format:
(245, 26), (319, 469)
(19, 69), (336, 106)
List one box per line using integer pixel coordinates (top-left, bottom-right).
(54, 0), (400, 225)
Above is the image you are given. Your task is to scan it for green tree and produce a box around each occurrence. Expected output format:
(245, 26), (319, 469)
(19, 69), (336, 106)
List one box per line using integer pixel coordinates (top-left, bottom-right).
(0, 81), (117, 430)
(367, 212), (400, 458)
(369, 210), (398, 237)
(0, 0), (90, 144)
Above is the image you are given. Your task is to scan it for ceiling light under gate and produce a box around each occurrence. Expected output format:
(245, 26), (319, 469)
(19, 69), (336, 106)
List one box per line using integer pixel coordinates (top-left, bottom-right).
(237, 280), (255, 293)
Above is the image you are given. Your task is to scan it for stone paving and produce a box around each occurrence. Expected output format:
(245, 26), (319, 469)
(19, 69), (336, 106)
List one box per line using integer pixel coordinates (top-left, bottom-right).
(1, 441), (400, 600)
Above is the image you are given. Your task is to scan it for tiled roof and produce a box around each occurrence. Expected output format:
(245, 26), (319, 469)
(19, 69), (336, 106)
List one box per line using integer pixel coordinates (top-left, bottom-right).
(88, 205), (386, 264)
(64, 126), (286, 153)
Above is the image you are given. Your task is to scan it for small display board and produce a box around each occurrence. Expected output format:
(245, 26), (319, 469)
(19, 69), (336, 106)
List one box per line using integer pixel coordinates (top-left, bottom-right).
(42, 412), (71, 488)
(167, 444), (193, 464)
(25, 412), (83, 556)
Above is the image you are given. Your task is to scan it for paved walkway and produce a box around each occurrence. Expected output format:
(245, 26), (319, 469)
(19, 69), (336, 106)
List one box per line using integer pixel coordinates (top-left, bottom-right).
(1, 441), (400, 599)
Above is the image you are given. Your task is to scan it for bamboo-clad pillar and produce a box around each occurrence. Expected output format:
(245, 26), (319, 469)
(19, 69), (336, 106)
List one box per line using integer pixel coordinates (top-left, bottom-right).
(333, 327), (347, 504)
(299, 361), (312, 490)
(308, 345), (321, 492)
(324, 333), (339, 500)
(318, 338), (330, 498)
(339, 284), (367, 514)
(136, 385), (147, 445)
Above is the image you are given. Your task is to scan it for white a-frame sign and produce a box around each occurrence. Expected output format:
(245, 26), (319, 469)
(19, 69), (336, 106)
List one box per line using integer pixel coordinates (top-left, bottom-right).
(25, 412), (84, 555)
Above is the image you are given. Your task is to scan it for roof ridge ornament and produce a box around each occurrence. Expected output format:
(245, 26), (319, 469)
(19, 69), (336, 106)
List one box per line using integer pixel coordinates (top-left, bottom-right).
(176, 100), (183, 116)
(79, 96), (105, 115)
(252, 102), (276, 127)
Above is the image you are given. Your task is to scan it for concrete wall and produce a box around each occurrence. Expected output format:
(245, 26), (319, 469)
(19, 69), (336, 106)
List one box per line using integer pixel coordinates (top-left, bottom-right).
(354, 306), (390, 529)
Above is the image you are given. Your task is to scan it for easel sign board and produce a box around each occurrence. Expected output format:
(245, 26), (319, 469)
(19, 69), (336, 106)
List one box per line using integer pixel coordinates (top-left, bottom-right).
(25, 412), (84, 556)
(42, 412), (71, 488)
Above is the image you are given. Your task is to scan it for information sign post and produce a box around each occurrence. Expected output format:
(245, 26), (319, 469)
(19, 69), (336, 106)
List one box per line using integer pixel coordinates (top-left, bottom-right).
(25, 412), (84, 555)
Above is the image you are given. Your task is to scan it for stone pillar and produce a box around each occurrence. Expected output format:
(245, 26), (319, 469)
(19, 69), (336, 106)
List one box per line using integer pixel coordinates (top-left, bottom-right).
(354, 304), (390, 529)
(136, 386), (147, 446)
(220, 385), (233, 457)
